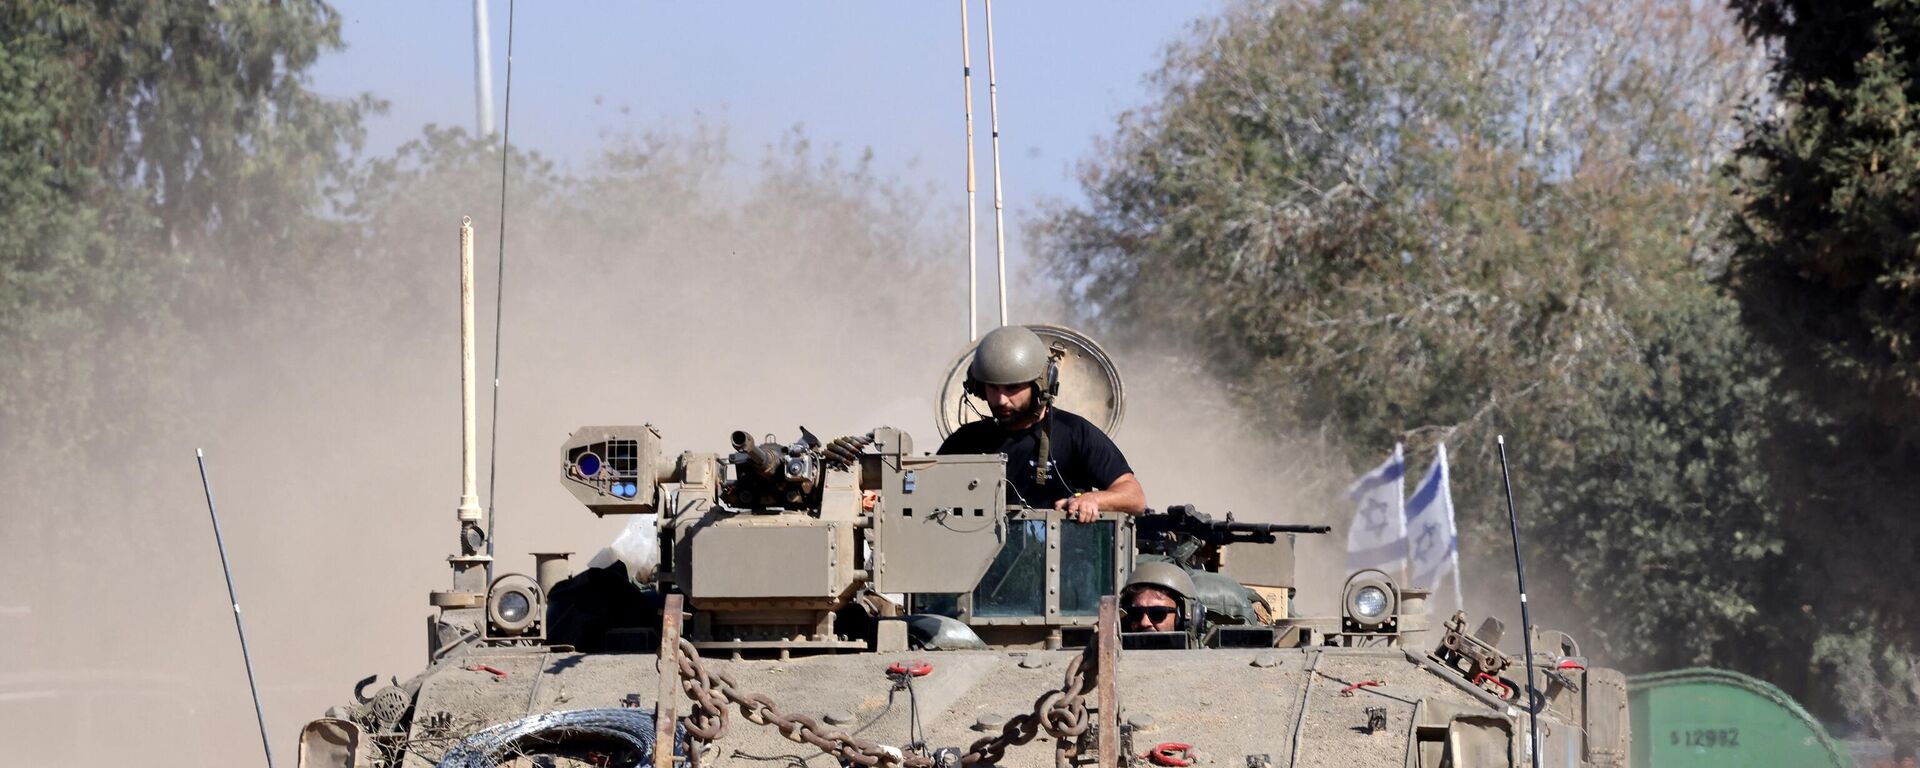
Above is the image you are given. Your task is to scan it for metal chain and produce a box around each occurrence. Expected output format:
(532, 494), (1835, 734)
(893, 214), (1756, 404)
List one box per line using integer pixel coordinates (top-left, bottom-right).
(961, 652), (1094, 767)
(669, 638), (1101, 768)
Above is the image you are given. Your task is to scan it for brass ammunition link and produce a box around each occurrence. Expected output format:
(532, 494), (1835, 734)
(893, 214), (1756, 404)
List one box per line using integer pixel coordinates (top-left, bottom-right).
(669, 637), (1101, 768)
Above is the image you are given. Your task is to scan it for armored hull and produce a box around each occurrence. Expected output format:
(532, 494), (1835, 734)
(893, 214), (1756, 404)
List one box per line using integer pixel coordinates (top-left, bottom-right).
(311, 641), (1624, 767)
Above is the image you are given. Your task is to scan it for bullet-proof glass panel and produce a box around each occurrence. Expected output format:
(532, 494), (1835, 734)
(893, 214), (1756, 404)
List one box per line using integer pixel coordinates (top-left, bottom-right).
(909, 593), (961, 618)
(972, 519), (1048, 617)
(1060, 521), (1115, 616)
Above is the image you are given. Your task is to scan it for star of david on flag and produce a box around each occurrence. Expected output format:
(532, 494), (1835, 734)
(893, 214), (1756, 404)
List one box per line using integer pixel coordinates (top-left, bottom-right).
(1345, 443), (1406, 571)
(1406, 443), (1460, 594)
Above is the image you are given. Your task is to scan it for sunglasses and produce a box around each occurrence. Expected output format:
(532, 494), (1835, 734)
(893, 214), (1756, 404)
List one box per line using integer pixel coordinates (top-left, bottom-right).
(1124, 606), (1179, 623)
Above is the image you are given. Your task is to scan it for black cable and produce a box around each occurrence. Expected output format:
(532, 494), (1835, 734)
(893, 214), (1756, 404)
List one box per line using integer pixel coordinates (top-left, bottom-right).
(483, 0), (516, 580)
(848, 685), (900, 738)
(958, 393), (1088, 508)
(1004, 476), (1037, 509)
(852, 673), (925, 756)
(730, 751), (815, 768)
(930, 508), (998, 534)
(961, 395), (990, 424)
(903, 673), (925, 755)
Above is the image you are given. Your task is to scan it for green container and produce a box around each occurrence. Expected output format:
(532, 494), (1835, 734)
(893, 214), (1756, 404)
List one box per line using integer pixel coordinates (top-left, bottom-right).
(1628, 668), (1848, 768)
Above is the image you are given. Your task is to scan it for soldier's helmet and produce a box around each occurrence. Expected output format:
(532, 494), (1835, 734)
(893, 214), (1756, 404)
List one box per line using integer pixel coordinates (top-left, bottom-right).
(1121, 561), (1200, 631)
(966, 325), (1052, 393)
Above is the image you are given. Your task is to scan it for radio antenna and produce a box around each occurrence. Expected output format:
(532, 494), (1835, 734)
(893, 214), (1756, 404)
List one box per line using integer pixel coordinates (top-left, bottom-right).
(983, 0), (1009, 328)
(960, 0), (979, 341)
(483, 0), (517, 580)
(1495, 435), (1542, 768)
(195, 449), (276, 768)
(471, 0), (494, 134)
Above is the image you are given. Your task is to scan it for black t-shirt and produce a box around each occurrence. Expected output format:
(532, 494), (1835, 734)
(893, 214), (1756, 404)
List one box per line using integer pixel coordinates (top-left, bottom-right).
(937, 408), (1133, 509)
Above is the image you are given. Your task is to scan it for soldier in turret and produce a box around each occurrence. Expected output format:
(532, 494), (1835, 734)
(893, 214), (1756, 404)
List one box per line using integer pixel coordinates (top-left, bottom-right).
(937, 325), (1146, 522)
(1121, 561), (1198, 635)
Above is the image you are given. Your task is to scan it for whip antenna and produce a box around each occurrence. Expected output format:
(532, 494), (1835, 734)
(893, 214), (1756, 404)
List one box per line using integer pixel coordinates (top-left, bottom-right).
(960, 0), (979, 340)
(195, 449), (276, 768)
(983, 0), (1009, 327)
(484, 0), (517, 578)
(471, 0), (494, 134)
(1496, 435), (1542, 768)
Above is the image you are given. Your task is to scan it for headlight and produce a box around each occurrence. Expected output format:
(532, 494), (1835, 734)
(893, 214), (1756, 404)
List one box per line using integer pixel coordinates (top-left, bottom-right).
(1342, 569), (1399, 632)
(1354, 586), (1388, 619)
(575, 451), (603, 478)
(498, 591), (531, 623)
(486, 574), (543, 637)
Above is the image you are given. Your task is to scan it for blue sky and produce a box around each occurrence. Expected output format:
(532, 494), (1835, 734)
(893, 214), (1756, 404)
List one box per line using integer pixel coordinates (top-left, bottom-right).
(310, 1), (1223, 208)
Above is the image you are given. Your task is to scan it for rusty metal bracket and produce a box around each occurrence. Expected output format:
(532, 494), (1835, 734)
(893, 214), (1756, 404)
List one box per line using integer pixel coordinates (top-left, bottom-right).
(1097, 595), (1120, 768)
(656, 593), (685, 768)
(1363, 706), (1387, 734)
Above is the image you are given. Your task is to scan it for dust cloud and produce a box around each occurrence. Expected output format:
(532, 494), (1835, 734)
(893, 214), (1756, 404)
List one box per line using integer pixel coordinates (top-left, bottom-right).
(1, 127), (1355, 765)
(1067, 348), (1354, 612)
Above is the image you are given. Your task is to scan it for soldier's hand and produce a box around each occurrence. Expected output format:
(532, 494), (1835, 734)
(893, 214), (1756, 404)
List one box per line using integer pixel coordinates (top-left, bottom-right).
(1055, 493), (1100, 523)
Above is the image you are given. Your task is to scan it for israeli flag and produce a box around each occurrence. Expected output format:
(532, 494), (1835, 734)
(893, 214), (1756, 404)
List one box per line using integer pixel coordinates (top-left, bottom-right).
(1346, 444), (1407, 571)
(1406, 443), (1460, 592)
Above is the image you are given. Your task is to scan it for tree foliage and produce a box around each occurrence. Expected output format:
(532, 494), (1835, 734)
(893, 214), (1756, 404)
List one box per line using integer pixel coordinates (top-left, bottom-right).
(0, 0), (374, 463)
(1727, 0), (1920, 420)
(1036, 0), (1803, 673)
(1724, 0), (1920, 734)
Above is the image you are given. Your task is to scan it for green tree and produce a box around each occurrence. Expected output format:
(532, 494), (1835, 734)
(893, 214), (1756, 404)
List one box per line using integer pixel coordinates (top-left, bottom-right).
(1036, 0), (1802, 674)
(1727, 0), (1920, 419)
(0, 0), (375, 554)
(1724, 0), (1920, 736)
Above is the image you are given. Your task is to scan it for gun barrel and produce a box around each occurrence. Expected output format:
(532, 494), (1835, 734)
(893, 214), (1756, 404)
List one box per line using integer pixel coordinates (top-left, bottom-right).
(1136, 519), (1331, 535)
(1230, 523), (1331, 535)
(1136, 506), (1331, 536)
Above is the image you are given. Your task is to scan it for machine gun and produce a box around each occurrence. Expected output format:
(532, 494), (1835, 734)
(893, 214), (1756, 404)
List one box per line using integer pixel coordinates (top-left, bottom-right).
(1135, 504), (1330, 571)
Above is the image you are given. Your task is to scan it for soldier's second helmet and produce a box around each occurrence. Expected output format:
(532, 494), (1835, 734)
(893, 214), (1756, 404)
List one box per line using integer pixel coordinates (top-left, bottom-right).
(1123, 561), (1197, 604)
(1122, 561), (1203, 635)
(968, 325), (1051, 390)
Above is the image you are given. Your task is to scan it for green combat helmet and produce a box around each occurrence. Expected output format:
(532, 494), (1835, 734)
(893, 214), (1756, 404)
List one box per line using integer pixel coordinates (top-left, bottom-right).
(964, 324), (1065, 482)
(1122, 561), (1204, 643)
(938, 323), (1125, 440)
(964, 325), (1054, 399)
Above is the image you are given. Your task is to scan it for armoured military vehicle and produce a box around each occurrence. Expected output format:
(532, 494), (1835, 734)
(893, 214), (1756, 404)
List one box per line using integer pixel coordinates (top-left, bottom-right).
(297, 230), (1629, 767)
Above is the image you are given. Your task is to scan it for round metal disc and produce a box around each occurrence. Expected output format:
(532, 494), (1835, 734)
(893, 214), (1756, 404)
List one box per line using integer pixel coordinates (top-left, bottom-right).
(936, 324), (1125, 438)
(370, 687), (410, 729)
(462, 523), (487, 553)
